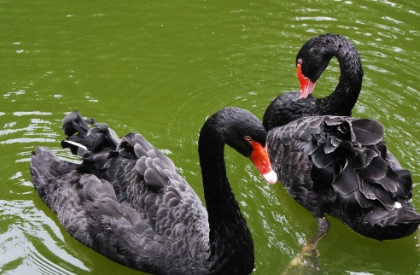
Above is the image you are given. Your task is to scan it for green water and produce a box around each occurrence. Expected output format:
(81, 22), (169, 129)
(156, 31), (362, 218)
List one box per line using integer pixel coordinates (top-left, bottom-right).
(0, 0), (419, 274)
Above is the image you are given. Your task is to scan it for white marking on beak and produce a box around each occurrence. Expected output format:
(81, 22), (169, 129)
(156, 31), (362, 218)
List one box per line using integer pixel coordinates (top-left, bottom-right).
(263, 170), (278, 184)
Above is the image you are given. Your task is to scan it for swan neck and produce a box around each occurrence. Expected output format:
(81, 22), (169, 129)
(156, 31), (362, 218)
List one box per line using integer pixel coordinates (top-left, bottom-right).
(318, 38), (363, 116)
(198, 126), (254, 274)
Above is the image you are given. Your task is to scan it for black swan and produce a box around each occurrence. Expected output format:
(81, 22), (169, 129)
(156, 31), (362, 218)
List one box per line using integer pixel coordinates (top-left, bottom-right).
(263, 34), (420, 249)
(30, 107), (277, 275)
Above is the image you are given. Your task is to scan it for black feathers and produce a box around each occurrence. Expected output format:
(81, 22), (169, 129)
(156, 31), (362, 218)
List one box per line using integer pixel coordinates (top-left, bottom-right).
(30, 108), (264, 274)
(265, 34), (419, 241)
(350, 119), (384, 145)
(267, 115), (420, 240)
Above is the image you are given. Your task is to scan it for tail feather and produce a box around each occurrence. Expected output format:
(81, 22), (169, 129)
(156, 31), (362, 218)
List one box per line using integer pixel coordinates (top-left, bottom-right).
(365, 206), (420, 226)
(358, 205), (420, 240)
(61, 111), (120, 155)
(62, 111), (90, 137)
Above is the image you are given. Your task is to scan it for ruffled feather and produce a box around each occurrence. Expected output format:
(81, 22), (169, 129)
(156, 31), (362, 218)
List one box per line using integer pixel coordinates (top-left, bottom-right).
(267, 115), (420, 240)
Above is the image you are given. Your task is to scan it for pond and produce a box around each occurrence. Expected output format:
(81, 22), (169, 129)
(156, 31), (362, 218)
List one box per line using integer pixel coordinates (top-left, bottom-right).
(0, 0), (419, 274)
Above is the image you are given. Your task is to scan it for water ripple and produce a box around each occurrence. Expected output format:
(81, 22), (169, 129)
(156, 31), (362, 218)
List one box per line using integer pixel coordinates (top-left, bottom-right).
(0, 200), (89, 274)
(0, 0), (418, 274)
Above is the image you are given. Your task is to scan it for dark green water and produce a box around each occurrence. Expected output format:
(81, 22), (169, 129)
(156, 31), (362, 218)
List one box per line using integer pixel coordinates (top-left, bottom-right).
(0, 0), (419, 274)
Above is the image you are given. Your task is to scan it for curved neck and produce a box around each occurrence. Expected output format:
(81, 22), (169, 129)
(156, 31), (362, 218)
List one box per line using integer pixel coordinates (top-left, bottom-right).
(198, 125), (254, 274)
(264, 35), (363, 131)
(316, 38), (363, 116)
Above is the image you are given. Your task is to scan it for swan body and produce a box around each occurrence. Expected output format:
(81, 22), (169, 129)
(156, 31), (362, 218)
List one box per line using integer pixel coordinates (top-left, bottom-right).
(267, 115), (419, 240)
(264, 34), (420, 241)
(31, 108), (276, 274)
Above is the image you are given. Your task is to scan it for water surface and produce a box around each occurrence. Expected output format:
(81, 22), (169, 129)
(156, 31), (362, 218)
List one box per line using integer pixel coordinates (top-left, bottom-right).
(0, 0), (419, 274)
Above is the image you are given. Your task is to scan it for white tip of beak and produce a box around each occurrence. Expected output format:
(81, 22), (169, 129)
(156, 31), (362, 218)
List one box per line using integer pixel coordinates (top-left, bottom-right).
(263, 170), (278, 184)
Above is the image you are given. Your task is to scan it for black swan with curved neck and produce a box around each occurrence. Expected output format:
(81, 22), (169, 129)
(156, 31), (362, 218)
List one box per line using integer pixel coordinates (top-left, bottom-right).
(30, 107), (277, 275)
(263, 34), (420, 248)
(264, 34), (362, 129)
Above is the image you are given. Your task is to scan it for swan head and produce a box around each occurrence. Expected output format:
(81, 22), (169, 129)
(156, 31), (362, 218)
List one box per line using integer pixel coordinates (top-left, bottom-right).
(247, 139), (277, 184)
(297, 59), (317, 99)
(213, 107), (277, 184)
(295, 34), (339, 98)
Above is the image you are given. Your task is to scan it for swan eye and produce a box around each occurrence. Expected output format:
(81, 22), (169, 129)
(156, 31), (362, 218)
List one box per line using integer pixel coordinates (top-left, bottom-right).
(244, 136), (252, 142)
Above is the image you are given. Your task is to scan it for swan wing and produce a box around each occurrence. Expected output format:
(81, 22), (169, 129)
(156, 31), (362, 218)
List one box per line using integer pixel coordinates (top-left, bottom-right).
(32, 111), (212, 273)
(267, 116), (417, 231)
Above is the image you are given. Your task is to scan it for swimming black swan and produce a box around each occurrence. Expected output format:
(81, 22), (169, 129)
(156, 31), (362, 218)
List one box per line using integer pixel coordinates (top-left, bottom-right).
(30, 107), (277, 275)
(263, 34), (420, 249)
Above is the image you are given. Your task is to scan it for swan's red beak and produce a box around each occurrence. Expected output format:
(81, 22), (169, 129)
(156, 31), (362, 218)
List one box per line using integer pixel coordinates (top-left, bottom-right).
(249, 141), (277, 184)
(297, 61), (316, 99)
